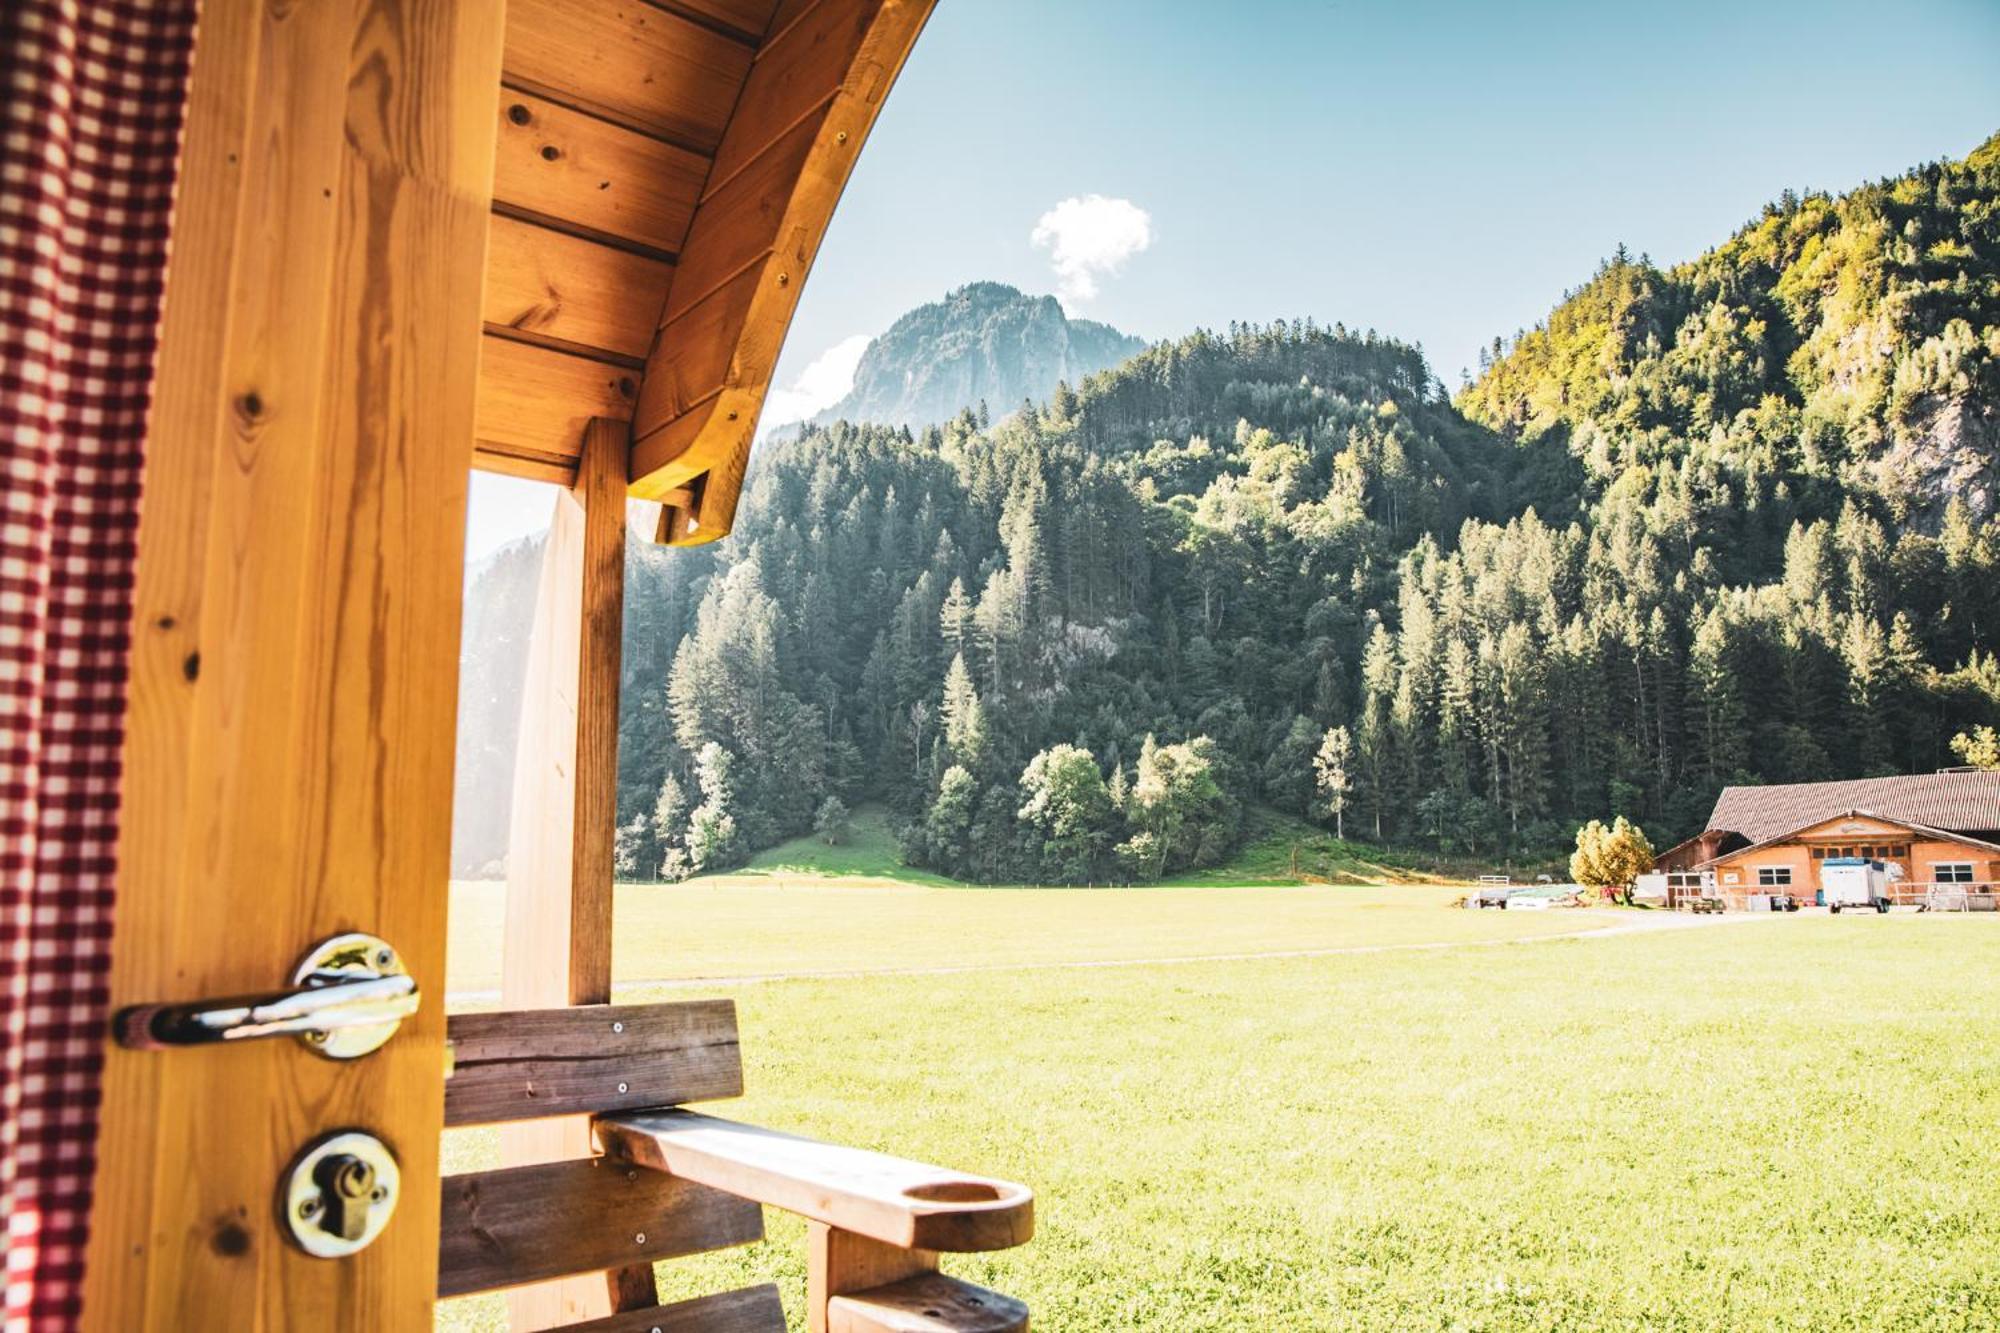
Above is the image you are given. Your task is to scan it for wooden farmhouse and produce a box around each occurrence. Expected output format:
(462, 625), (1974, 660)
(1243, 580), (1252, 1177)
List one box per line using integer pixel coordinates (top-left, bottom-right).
(1654, 772), (2000, 908)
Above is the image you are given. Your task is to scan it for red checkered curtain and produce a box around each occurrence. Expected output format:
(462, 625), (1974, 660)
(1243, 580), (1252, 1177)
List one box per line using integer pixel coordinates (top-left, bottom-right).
(0, 3), (197, 1328)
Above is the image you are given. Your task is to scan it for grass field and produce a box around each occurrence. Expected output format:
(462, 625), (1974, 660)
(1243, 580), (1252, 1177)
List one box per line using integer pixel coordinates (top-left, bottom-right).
(439, 889), (2000, 1331)
(444, 878), (1608, 993)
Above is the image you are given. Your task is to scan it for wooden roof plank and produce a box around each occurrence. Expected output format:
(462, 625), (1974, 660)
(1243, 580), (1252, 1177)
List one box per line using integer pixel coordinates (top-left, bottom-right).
(492, 90), (708, 256)
(476, 335), (638, 472)
(505, 0), (754, 152)
(485, 213), (675, 360)
(707, 0), (878, 187)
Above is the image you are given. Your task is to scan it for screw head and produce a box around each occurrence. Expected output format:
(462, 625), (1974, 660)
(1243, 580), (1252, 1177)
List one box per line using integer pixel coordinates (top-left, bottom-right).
(299, 1198), (321, 1219)
(370, 1185), (388, 1203)
(373, 947), (394, 968)
(611, 1020), (624, 1034)
(617, 1081), (629, 1094)
(634, 1232), (647, 1245)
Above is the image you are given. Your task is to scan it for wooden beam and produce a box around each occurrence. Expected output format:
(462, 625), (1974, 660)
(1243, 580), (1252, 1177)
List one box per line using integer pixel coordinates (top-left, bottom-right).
(825, 1271), (1029, 1333)
(445, 1000), (743, 1127)
(627, 0), (938, 544)
(475, 337), (637, 481)
(808, 1226), (934, 1333)
(561, 1285), (788, 1333)
(597, 1110), (1035, 1252)
(82, 0), (506, 1326)
(437, 1159), (761, 1298)
(499, 416), (649, 1327)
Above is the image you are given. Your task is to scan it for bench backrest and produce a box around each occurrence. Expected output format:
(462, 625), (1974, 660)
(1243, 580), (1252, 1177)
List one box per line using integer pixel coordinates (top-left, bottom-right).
(438, 999), (782, 1329)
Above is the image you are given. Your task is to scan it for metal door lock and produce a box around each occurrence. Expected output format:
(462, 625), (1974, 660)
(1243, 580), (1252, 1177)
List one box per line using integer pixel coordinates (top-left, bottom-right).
(283, 1130), (400, 1258)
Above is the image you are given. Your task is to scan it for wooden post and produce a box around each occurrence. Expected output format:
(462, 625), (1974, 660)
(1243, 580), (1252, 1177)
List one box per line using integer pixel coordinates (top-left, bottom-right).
(807, 1224), (938, 1333)
(499, 417), (654, 1326)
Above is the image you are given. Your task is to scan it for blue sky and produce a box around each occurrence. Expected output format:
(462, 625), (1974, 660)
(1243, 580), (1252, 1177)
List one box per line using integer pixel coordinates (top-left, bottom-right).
(467, 0), (2000, 560)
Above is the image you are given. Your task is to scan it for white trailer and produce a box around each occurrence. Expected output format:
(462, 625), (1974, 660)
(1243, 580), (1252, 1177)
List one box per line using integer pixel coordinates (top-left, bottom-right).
(1822, 857), (1894, 914)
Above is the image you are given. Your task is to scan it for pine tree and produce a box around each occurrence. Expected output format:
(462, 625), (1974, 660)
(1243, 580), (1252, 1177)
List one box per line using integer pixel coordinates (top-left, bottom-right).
(652, 774), (689, 873)
(686, 742), (740, 871)
(1313, 726), (1354, 840)
(940, 652), (987, 770)
(938, 576), (973, 657)
(1356, 622), (1397, 839)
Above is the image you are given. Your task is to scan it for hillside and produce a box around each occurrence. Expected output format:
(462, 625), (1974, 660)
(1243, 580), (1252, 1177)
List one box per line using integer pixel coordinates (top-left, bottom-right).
(1460, 130), (2000, 535)
(813, 281), (1146, 430)
(455, 135), (2000, 883)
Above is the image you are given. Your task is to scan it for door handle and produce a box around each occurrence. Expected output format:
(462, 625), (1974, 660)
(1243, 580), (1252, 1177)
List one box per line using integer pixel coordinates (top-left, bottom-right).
(114, 932), (417, 1059)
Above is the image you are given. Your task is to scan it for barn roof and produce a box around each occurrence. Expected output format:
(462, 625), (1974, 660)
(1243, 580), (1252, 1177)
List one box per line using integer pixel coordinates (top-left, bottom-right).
(1706, 772), (2000, 844)
(1698, 809), (2000, 867)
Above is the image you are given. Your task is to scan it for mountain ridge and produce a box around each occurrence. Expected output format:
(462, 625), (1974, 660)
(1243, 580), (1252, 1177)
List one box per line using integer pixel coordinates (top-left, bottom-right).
(810, 281), (1147, 431)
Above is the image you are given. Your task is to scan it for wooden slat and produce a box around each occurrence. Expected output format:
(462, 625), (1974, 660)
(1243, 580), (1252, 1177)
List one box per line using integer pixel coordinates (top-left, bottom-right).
(437, 1159), (762, 1297)
(81, 1), (505, 1327)
(635, 262), (759, 426)
(670, 0), (786, 43)
(477, 336), (637, 470)
(660, 110), (821, 326)
(598, 1110), (1034, 1253)
(473, 438), (585, 486)
(827, 1273), (1028, 1333)
(563, 1284), (788, 1332)
(628, 0), (937, 545)
(493, 91), (708, 255)
(486, 214), (674, 359)
(709, 0), (882, 187)
(766, 0), (822, 42)
(447, 1001), (744, 1126)
(505, 0), (754, 152)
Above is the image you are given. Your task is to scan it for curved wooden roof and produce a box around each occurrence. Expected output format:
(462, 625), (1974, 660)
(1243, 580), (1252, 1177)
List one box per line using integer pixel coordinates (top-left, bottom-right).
(472, 0), (934, 544)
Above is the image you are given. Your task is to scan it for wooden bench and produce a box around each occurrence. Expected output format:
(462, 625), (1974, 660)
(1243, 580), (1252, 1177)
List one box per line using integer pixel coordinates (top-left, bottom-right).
(440, 999), (1032, 1331)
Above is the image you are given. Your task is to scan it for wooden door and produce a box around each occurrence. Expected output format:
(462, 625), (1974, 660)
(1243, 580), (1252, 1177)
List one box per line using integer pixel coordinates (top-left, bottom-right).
(82, 3), (506, 1328)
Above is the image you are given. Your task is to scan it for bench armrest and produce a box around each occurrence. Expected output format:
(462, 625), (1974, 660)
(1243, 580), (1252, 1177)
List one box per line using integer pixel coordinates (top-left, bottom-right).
(595, 1109), (1033, 1253)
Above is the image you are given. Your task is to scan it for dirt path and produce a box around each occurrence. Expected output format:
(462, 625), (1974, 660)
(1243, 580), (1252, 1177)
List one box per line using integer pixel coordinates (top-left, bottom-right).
(447, 908), (1762, 1004)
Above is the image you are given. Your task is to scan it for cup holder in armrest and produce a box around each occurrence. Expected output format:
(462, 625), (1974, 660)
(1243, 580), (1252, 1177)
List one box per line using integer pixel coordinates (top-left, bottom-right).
(902, 1180), (1007, 1205)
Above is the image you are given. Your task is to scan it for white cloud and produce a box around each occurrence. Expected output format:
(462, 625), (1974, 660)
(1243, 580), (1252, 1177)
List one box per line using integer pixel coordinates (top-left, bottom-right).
(1030, 194), (1153, 305)
(760, 333), (872, 437)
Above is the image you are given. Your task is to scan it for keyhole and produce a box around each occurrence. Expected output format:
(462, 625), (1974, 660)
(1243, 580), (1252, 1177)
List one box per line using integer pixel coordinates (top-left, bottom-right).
(313, 1153), (379, 1241)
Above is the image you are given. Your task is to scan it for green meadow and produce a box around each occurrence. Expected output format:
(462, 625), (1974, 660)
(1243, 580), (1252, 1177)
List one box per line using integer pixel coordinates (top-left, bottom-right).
(439, 889), (2000, 1331)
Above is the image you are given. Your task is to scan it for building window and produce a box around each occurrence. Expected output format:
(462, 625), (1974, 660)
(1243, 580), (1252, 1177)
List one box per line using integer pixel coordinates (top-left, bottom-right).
(1811, 847), (1826, 860)
(1757, 867), (1792, 887)
(1934, 863), (1975, 884)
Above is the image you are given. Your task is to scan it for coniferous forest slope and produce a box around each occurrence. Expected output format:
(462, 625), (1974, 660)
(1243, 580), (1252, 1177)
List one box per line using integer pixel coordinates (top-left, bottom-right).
(454, 132), (2000, 883)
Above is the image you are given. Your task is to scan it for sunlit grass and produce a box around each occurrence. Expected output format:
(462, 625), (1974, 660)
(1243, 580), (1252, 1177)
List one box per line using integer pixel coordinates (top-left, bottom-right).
(439, 892), (2000, 1331)
(444, 877), (1605, 994)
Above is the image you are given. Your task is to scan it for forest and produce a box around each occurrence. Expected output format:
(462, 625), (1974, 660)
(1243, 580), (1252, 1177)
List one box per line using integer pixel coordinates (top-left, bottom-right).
(453, 131), (2000, 884)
